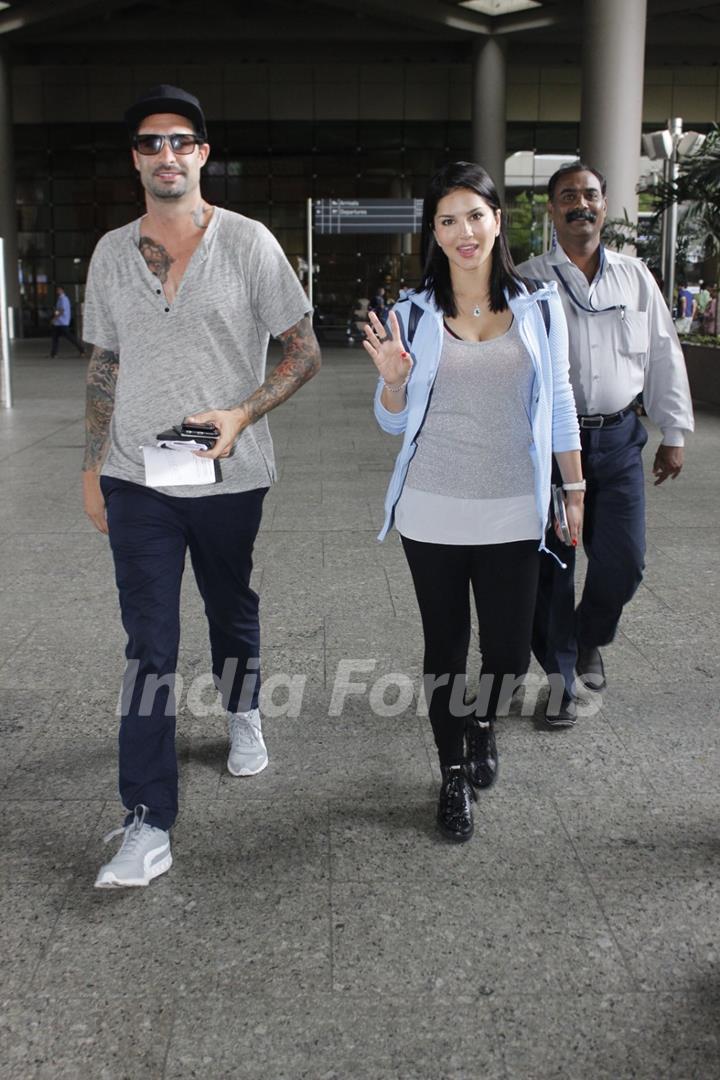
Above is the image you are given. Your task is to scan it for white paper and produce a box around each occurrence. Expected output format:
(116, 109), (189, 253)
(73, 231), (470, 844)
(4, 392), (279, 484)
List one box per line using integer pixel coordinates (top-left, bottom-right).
(156, 439), (209, 452)
(141, 444), (216, 487)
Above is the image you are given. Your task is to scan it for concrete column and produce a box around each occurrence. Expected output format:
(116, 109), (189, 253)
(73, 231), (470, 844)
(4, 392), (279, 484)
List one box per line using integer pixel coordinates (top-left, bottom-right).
(472, 36), (507, 203)
(580, 0), (648, 224)
(0, 50), (19, 309)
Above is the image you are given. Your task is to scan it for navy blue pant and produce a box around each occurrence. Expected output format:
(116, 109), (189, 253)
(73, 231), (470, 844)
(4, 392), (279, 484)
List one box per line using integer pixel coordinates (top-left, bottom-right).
(101, 477), (267, 830)
(532, 411), (648, 693)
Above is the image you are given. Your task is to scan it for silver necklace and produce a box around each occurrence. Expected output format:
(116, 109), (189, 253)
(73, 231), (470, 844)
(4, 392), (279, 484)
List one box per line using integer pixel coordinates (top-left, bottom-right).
(472, 305), (482, 317)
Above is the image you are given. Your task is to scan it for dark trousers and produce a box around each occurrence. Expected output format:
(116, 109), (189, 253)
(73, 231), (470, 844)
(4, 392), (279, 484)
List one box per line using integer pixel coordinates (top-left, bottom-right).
(101, 477), (267, 830)
(532, 411), (648, 693)
(401, 536), (540, 767)
(50, 325), (84, 357)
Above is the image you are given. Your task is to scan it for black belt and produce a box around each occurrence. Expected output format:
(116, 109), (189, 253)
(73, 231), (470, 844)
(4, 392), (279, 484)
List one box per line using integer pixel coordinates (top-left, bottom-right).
(577, 404), (635, 429)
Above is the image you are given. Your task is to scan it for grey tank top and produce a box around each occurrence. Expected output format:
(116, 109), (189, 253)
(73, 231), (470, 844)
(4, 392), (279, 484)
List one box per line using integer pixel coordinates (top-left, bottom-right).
(396, 320), (541, 545)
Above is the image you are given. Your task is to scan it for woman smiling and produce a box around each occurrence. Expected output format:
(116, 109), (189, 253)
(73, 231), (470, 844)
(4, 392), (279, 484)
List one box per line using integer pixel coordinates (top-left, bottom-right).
(364, 161), (584, 843)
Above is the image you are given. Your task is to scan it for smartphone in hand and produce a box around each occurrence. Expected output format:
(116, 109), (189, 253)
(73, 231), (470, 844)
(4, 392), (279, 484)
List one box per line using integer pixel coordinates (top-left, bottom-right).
(551, 484), (572, 546)
(180, 420), (220, 440)
(155, 420), (219, 450)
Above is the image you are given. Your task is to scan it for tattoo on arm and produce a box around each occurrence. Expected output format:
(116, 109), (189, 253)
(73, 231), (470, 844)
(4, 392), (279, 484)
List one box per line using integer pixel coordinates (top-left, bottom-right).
(83, 346), (119, 471)
(241, 316), (321, 424)
(138, 236), (175, 283)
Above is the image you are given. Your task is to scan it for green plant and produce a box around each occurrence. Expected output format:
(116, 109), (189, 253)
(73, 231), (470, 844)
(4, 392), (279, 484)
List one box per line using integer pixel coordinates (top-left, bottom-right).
(601, 212), (638, 253)
(676, 332), (720, 348)
(653, 126), (720, 284)
(506, 191), (550, 263)
(602, 210), (700, 272)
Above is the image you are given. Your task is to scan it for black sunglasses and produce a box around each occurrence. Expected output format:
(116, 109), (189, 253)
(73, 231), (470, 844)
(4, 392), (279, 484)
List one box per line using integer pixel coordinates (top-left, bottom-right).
(132, 133), (204, 156)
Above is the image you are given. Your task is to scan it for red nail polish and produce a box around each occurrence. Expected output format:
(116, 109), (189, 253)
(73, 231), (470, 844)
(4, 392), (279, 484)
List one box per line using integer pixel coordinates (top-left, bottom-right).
(572, 538), (577, 547)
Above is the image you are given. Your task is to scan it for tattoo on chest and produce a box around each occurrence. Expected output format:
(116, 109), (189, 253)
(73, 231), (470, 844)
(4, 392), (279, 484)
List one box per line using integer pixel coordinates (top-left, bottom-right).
(138, 236), (175, 283)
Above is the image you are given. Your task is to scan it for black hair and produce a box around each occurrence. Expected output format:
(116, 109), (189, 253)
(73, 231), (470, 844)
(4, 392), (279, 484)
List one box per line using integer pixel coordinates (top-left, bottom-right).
(547, 161), (607, 201)
(419, 161), (522, 317)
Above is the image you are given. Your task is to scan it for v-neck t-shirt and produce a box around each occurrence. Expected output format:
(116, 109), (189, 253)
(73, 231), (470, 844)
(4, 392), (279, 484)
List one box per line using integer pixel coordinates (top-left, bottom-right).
(82, 206), (311, 497)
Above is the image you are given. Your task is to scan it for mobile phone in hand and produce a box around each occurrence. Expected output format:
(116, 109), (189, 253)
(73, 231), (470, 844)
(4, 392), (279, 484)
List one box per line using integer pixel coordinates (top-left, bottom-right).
(551, 484), (572, 546)
(180, 420), (220, 440)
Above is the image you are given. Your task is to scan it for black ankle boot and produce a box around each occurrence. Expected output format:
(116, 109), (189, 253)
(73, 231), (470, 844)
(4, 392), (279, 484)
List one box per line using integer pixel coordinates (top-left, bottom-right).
(437, 764), (477, 843)
(465, 718), (498, 790)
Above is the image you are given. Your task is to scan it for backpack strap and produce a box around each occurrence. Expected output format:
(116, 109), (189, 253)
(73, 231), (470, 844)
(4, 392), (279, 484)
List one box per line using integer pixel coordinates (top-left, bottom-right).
(540, 298), (550, 336)
(389, 298), (422, 347)
(407, 301), (422, 346)
(524, 277), (551, 336)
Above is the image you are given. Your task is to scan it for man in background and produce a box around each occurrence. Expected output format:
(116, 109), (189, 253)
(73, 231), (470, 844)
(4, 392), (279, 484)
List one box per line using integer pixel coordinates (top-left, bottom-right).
(50, 285), (85, 358)
(675, 280), (697, 334)
(518, 161), (694, 725)
(695, 280), (712, 330)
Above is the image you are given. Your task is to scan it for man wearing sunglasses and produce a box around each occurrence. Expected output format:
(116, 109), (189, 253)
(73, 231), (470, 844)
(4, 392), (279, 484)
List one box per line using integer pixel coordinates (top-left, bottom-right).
(518, 162), (693, 725)
(81, 85), (320, 888)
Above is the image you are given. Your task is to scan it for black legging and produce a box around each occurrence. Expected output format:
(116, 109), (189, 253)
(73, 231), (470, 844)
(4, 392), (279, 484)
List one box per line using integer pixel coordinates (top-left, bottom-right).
(401, 536), (540, 766)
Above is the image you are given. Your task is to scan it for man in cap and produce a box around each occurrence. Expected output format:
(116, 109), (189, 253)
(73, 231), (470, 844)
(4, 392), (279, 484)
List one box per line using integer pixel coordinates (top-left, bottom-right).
(518, 161), (694, 725)
(82, 85), (320, 888)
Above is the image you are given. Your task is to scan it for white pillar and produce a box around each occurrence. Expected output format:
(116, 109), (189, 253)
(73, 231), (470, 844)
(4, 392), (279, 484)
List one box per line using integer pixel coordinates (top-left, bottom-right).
(472, 36), (507, 203)
(0, 238), (11, 406)
(580, 0), (648, 224)
(0, 50), (19, 310)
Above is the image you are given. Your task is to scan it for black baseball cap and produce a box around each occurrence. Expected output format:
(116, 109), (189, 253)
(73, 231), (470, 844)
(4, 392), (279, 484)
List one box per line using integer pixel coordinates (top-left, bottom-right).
(124, 84), (207, 140)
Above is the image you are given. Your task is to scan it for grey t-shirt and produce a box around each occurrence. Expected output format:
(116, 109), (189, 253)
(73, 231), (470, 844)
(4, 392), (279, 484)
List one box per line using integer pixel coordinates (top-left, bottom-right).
(83, 206), (311, 497)
(396, 321), (540, 544)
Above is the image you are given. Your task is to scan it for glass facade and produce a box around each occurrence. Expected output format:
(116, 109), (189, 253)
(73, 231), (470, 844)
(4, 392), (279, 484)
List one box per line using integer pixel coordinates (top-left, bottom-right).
(15, 119), (580, 337)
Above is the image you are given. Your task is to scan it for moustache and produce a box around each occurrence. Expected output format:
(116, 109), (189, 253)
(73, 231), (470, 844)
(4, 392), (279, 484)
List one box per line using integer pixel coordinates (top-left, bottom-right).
(565, 209), (597, 224)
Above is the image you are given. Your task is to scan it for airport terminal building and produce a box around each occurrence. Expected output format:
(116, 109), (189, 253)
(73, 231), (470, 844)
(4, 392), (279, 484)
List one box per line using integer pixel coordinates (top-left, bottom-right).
(3, 0), (719, 334)
(1, 5), (720, 1077)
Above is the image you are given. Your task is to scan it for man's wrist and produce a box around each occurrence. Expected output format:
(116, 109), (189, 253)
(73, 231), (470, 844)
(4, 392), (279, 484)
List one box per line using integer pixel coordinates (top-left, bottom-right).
(232, 403), (251, 429)
(660, 429), (684, 448)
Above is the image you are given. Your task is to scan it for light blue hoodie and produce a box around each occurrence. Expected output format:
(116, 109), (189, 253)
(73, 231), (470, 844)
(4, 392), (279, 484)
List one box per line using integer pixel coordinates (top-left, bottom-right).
(373, 281), (581, 556)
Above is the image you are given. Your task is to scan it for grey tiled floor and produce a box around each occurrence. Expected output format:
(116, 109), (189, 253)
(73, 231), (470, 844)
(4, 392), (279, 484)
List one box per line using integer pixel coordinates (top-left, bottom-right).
(1, 340), (719, 1079)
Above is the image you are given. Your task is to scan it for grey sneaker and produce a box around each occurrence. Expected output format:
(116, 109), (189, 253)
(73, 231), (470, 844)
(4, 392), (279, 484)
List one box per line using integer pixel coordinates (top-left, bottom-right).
(227, 708), (268, 776)
(94, 805), (172, 889)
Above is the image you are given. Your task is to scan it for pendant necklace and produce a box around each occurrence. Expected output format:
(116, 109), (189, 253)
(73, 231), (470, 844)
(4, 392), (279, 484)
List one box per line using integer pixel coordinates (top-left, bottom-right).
(472, 305), (482, 317)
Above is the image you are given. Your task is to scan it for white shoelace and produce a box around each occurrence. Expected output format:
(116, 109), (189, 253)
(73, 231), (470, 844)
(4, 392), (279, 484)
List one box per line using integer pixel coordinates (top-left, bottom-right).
(229, 714), (261, 748)
(102, 804), (149, 846)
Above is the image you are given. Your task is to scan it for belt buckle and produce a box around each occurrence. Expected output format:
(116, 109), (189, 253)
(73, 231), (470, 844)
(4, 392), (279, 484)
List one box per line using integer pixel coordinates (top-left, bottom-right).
(580, 414), (604, 429)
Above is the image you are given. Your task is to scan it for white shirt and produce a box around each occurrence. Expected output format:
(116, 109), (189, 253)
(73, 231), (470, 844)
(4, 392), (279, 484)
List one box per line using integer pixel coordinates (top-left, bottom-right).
(518, 244), (694, 446)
